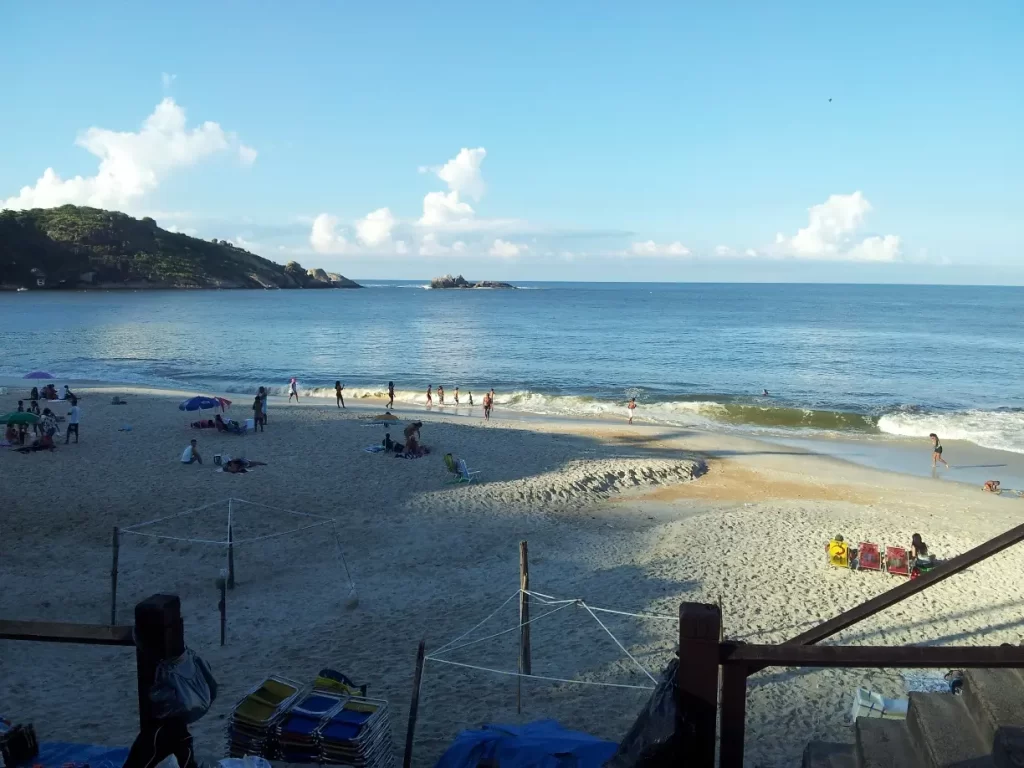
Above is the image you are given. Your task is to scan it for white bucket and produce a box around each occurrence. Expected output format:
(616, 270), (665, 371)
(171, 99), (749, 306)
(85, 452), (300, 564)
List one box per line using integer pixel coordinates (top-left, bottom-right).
(245, 418), (255, 430)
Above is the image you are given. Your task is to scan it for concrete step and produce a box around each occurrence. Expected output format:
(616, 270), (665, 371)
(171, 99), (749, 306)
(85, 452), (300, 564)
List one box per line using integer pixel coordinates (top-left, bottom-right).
(856, 717), (925, 768)
(802, 741), (856, 768)
(963, 669), (1024, 762)
(907, 691), (993, 767)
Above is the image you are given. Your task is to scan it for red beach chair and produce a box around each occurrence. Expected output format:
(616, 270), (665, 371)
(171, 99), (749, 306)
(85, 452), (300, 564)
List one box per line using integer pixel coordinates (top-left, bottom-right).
(857, 542), (882, 571)
(885, 546), (910, 577)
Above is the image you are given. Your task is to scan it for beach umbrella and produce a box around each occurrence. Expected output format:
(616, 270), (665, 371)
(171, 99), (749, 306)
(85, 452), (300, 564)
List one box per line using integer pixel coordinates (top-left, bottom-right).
(0, 412), (40, 425)
(24, 371), (55, 379)
(179, 396), (230, 413)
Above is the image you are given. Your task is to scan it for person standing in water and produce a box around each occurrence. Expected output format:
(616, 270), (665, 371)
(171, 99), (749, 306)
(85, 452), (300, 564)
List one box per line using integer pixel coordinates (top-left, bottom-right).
(335, 381), (345, 409)
(468, 391), (474, 406)
(454, 387), (460, 406)
(489, 389), (496, 413)
(387, 381), (395, 410)
(627, 397), (637, 424)
(438, 385), (445, 405)
(426, 385), (433, 406)
(288, 378), (300, 402)
(929, 433), (949, 468)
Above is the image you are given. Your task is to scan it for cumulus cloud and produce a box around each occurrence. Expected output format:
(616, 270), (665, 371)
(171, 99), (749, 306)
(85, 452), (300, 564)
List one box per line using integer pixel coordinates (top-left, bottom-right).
(774, 191), (902, 262)
(489, 238), (526, 258)
(628, 240), (691, 257)
(2, 98), (253, 212)
(238, 144), (258, 166)
(714, 245), (733, 256)
(419, 190), (475, 228)
(417, 147), (489, 228)
(355, 207), (396, 247)
(310, 213), (349, 254)
(418, 232), (448, 256)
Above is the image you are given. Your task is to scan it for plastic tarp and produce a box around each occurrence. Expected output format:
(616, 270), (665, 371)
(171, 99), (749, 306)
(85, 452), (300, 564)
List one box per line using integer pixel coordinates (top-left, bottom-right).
(434, 719), (616, 768)
(34, 741), (129, 768)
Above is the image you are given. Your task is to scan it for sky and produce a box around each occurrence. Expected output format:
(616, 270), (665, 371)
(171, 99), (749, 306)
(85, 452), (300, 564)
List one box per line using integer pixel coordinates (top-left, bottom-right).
(2, 2), (1022, 284)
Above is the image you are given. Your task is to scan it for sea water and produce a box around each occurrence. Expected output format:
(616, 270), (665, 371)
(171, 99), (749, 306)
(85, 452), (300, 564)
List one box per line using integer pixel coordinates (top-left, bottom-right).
(2, 282), (1023, 452)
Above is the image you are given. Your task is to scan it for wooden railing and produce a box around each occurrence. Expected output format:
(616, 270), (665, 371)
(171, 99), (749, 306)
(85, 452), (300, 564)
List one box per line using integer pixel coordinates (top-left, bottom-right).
(1, 594), (184, 730)
(675, 520), (1024, 768)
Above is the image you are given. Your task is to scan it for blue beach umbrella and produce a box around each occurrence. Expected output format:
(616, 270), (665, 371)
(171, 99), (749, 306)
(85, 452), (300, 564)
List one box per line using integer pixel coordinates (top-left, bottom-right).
(24, 371), (55, 379)
(178, 396), (231, 413)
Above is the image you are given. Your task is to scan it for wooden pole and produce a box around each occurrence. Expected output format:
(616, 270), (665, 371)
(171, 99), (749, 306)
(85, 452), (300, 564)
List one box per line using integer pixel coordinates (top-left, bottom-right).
(402, 640), (426, 768)
(110, 527), (120, 625)
(517, 540), (531, 714)
(676, 602), (722, 768)
(227, 500), (236, 589)
(219, 577), (227, 646)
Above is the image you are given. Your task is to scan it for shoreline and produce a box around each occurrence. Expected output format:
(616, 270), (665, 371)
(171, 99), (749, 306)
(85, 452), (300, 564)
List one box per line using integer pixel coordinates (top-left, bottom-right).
(5, 376), (1022, 494)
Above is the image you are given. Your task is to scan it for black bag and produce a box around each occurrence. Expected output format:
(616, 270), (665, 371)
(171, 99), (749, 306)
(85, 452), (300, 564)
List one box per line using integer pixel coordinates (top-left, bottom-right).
(149, 649), (218, 724)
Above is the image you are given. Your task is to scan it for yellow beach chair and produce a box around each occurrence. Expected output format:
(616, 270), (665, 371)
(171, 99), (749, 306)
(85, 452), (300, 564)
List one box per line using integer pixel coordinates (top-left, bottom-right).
(827, 537), (850, 568)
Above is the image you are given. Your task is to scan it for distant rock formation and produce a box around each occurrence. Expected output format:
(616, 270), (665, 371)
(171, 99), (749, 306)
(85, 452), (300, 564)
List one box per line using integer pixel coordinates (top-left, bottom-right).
(430, 274), (515, 290)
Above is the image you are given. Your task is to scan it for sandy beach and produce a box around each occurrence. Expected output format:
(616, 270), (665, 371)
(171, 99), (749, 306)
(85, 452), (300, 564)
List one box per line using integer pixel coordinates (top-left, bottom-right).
(2, 382), (1023, 767)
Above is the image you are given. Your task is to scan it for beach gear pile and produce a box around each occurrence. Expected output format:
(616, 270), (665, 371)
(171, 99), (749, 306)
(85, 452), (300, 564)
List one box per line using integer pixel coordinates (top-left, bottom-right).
(826, 535), (937, 578)
(226, 671), (394, 767)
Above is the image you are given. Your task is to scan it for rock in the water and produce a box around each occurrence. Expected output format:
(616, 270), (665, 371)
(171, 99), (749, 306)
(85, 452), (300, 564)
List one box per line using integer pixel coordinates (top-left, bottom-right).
(429, 274), (515, 289)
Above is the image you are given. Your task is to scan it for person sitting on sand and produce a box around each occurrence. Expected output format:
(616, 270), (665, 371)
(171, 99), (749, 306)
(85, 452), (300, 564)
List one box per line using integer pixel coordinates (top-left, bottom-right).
(910, 533), (935, 570)
(64, 385), (77, 400)
(42, 384), (58, 400)
(30, 386), (39, 401)
(4, 424), (18, 445)
(930, 433), (949, 468)
(983, 480), (1001, 493)
(181, 439), (203, 465)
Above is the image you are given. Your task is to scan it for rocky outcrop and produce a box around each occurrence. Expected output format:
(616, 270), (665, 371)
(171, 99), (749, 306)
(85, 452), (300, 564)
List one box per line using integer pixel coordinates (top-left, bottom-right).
(429, 274), (515, 289)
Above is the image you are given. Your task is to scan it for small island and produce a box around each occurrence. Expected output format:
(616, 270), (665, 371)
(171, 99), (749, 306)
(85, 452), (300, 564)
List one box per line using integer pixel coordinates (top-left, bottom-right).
(429, 274), (516, 290)
(0, 205), (362, 290)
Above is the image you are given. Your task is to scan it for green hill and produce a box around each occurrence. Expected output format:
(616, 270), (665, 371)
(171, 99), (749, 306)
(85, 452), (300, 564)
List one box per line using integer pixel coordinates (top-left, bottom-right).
(0, 205), (360, 290)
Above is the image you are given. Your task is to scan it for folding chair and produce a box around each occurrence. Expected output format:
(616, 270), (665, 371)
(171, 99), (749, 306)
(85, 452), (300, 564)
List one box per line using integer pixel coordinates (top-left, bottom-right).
(827, 538), (850, 568)
(857, 542), (882, 571)
(457, 457), (480, 483)
(885, 546), (910, 576)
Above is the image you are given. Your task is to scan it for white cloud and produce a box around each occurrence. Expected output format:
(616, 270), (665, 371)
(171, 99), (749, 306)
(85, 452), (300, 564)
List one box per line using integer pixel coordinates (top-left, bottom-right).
(417, 147), (491, 229)
(418, 233), (448, 256)
(420, 190), (475, 227)
(435, 147), (487, 201)
(2, 98), (252, 212)
(628, 240), (691, 257)
(395, 240), (409, 255)
(452, 241), (467, 253)
(745, 248), (758, 257)
(489, 238), (526, 258)
(355, 207), (396, 247)
(238, 144), (258, 166)
(161, 72), (176, 89)
(714, 245), (732, 256)
(310, 213), (349, 254)
(773, 191), (902, 262)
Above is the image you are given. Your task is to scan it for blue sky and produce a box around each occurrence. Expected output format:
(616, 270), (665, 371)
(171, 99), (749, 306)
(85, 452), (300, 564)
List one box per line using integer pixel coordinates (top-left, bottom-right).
(3, 2), (1022, 283)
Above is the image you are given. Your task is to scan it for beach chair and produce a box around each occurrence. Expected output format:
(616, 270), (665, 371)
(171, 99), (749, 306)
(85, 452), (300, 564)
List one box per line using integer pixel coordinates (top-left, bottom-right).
(444, 452), (460, 480)
(457, 458), (480, 483)
(827, 538), (850, 568)
(885, 546), (910, 577)
(857, 542), (882, 571)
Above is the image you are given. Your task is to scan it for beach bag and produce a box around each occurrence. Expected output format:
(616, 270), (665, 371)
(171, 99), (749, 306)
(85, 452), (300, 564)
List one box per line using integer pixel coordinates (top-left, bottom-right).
(149, 649), (218, 723)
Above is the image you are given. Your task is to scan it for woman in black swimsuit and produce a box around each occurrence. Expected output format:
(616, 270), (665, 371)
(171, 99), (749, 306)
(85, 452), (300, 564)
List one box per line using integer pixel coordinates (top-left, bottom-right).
(929, 433), (949, 468)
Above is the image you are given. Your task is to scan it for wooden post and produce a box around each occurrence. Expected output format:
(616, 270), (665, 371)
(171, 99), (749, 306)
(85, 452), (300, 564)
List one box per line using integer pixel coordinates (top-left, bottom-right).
(133, 594), (184, 729)
(219, 577), (227, 646)
(227, 500), (236, 589)
(402, 640), (426, 768)
(718, 663), (749, 768)
(110, 527), (120, 625)
(517, 540), (531, 714)
(676, 602), (721, 768)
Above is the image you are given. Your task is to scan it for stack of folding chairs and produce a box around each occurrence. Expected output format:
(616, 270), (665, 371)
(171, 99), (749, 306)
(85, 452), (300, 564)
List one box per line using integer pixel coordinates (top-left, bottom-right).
(277, 690), (348, 763)
(318, 696), (395, 768)
(226, 676), (301, 759)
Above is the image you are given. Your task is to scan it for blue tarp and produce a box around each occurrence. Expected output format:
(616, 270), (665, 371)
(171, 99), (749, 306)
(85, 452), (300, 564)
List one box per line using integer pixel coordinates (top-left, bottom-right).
(434, 720), (617, 768)
(33, 741), (129, 768)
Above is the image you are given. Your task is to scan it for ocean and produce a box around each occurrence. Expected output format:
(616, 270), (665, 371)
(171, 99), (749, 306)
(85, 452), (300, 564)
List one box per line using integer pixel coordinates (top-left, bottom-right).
(3, 282), (1023, 453)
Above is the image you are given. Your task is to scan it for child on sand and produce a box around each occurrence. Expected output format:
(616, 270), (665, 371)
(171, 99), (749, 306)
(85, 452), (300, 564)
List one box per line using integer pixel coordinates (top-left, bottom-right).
(628, 397), (637, 424)
(929, 433), (949, 468)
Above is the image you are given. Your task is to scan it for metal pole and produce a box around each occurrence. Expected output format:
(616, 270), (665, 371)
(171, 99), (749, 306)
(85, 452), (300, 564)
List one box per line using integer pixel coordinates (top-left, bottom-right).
(227, 499), (235, 589)
(517, 540), (531, 714)
(402, 640), (426, 768)
(110, 527), (120, 625)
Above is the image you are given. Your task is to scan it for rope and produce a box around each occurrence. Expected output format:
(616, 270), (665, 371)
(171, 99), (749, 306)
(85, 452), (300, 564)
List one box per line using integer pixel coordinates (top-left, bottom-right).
(330, 521), (357, 595)
(427, 658), (656, 691)
(231, 519), (334, 545)
(119, 530), (228, 545)
(523, 589), (677, 621)
(229, 498), (333, 520)
(120, 499), (226, 531)
(431, 590), (521, 657)
(580, 602), (658, 685)
(428, 601), (577, 659)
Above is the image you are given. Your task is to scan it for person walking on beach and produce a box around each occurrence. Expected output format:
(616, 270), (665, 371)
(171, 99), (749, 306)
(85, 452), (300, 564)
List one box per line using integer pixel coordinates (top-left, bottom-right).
(29, 399), (41, 436)
(252, 396), (265, 432)
(483, 391), (492, 420)
(489, 389), (496, 413)
(468, 391), (474, 406)
(628, 397), (637, 424)
(426, 385), (433, 406)
(335, 381), (345, 409)
(454, 387), (460, 406)
(387, 381), (395, 410)
(438, 385), (445, 405)
(259, 387), (269, 424)
(930, 433), (949, 468)
(288, 378), (300, 403)
(65, 398), (80, 444)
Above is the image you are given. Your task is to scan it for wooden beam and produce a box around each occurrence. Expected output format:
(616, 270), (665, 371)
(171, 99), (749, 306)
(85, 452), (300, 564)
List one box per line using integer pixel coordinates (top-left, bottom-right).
(676, 602), (721, 768)
(723, 643), (1024, 669)
(0, 619), (133, 646)
(719, 663), (749, 768)
(517, 540), (531, 714)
